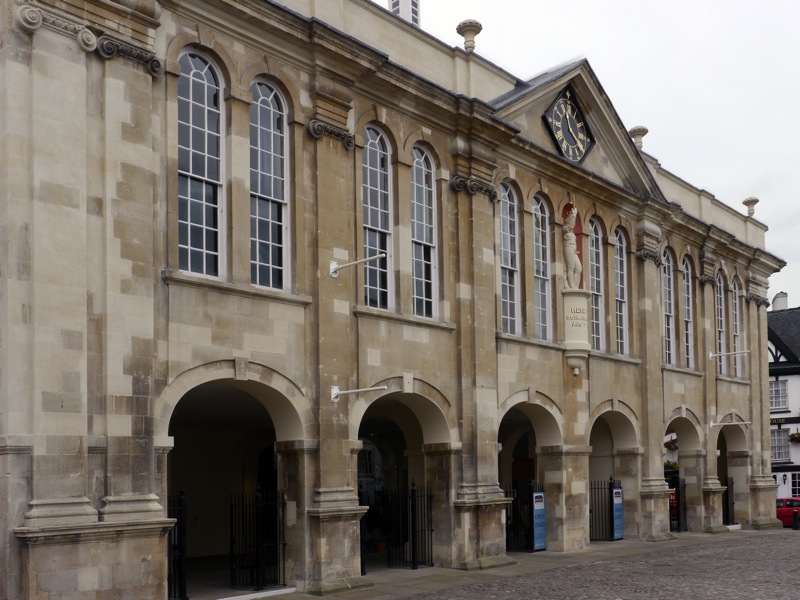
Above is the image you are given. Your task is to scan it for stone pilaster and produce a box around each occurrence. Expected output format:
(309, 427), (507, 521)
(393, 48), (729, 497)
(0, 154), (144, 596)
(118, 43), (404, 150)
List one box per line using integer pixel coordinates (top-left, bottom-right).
(678, 448), (705, 531)
(423, 442), (460, 567)
(537, 445), (590, 552)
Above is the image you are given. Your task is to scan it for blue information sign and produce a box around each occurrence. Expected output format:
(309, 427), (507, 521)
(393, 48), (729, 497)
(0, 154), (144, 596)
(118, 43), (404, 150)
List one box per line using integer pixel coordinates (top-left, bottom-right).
(612, 487), (624, 540)
(532, 492), (546, 551)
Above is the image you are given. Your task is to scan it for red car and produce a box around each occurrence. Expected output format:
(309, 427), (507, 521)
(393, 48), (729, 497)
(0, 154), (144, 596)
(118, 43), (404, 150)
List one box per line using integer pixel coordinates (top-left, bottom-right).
(776, 497), (800, 526)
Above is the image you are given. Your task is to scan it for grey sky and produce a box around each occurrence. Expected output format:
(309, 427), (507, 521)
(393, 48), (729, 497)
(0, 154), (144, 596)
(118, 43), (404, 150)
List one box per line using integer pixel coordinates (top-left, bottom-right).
(373, 0), (799, 308)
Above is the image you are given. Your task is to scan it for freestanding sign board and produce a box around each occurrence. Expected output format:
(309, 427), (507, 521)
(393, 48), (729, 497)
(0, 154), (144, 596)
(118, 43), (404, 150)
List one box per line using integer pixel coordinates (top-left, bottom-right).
(532, 492), (546, 551)
(612, 487), (624, 540)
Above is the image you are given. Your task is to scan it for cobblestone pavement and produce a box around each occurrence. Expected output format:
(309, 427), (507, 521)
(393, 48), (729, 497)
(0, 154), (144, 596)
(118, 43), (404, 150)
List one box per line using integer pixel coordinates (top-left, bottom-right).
(417, 530), (800, 600)
(270, 529), (800, 600)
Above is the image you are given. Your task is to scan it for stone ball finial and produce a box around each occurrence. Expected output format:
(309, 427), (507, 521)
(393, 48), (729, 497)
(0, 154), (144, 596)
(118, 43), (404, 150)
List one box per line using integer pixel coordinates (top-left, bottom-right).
(742, 196), (759, 217)
(456, 19), (482, 53)
(629, 125), (649, 150)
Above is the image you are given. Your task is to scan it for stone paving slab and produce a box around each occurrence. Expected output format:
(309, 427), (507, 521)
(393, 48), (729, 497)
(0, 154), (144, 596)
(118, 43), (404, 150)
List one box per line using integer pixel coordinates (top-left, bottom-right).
(273, 529), (800, 600)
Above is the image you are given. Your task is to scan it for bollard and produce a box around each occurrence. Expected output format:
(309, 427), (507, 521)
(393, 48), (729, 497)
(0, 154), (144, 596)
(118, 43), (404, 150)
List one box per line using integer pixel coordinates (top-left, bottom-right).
(793, 510), (799, 531)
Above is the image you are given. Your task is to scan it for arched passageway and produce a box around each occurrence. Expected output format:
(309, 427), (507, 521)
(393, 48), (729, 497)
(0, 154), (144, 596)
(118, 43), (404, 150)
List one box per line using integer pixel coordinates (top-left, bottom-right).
(167, 379), (296, 595)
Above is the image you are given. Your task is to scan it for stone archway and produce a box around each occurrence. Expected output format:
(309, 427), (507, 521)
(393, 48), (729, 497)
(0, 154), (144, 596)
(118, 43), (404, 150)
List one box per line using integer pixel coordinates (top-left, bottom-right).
(588, 408), (639, 540)
(664, 415), (703, 531)
(714, 421), (750, 527)
(353, 389), (457, 570)
(159, 366), (309, 597)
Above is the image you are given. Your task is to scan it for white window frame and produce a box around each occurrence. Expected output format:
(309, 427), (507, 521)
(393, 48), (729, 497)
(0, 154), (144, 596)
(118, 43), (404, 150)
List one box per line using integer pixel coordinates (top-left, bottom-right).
(770, 379), (788, 411)
(533, 197), (551, 340)
(499, 183), (519, 334)
(772, 428), (790, 462)
(249, 80), (288, 290)
(614, 228), (628, 355)
(362, 126), (393, 309)
(177, 52), (224, 277)
(732, 278), (744, 377)
(663, 251), (675, 365)
(792, 473), (800, 497)
(589, 219), (604, 351)
(715, 273), (727, 375)
(682, 258), (695, 369)
(410, 146), (437, 318)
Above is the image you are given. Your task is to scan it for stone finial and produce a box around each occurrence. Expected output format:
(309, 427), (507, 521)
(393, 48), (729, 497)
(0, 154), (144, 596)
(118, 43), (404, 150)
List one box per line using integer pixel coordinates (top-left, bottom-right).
(456, 19), (482, 53)
(742, 196), (759, 217)
(629, 125), (649, 150)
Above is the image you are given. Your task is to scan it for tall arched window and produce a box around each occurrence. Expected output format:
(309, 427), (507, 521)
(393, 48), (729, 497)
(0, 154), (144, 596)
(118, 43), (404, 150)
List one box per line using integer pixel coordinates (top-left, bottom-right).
(362, 126), (392, 309)
(662, 250), (675, 365)
(588, 218), (604, 351)
(249, 81), (287, 289)
(411, 146), (436, 318)
(682, 258), (695, 369)
(499, 183), (519, 334)
(533, 197), (551, 340)
(732, 277), (743, 377)
(715, 273), (727, 375)
(178, 53), (222, 276)
(614, 228), (628, 355)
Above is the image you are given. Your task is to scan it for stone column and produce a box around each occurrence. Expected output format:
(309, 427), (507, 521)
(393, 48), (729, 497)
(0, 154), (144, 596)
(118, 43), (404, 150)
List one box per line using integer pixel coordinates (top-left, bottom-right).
(276, 440), (318, 592)
(423, 443), (460, 567)
(537, 445), (590, 552)
(306, 90), (369, 593)
(616, 447), (645, 538)
(634, 214), (673, 541)
(450, 170), (510, 568)
(678, 448), (705, 531)
(744, 278), (782, 528)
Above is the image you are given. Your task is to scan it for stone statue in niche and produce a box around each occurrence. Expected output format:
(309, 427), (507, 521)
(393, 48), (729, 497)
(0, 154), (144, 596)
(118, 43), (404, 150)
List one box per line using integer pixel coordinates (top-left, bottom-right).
(563, 204), (583, 289)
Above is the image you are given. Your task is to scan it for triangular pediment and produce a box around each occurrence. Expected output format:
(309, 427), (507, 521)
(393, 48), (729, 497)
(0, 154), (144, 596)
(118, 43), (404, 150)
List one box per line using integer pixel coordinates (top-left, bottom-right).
(490, 59), (664, 201)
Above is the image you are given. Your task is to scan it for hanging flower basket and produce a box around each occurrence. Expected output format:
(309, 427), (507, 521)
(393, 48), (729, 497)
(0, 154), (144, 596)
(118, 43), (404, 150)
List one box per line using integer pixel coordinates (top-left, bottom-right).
(664, 439), (678, 451)
(788, 432), (800, 443)
(664, 460), (679, 471)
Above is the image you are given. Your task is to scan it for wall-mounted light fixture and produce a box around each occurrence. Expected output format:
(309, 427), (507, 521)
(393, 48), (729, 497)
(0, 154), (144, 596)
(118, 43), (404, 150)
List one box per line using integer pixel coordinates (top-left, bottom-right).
(783, 474), (788, 485)
(708, 349), (750, 360)
(331, 385), (388, 403)
(329, 253), (385, 278)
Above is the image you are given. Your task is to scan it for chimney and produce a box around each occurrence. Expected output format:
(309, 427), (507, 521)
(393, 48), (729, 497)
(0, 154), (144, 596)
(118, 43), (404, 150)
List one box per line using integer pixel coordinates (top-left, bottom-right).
(772, 291), (789, 311)
(390, 0), (420, 26)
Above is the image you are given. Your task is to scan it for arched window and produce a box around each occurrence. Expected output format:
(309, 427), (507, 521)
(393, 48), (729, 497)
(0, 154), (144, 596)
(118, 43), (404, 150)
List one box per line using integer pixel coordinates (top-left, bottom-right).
(614, 228), (628, 355)
(249, 81), (287, 289)
(178, 53), (222, 276)
(499, 183), (519, 334)
(732, 277), (744, 377)
(362, 126), (392, 309)
(588, 218), (604, 351)
(411, 146), (436, 318)
(662, 250), (675, 365)
(533, 197), (551, 340)
(715, 273), (727, 375)
(682, 258), (695, 369)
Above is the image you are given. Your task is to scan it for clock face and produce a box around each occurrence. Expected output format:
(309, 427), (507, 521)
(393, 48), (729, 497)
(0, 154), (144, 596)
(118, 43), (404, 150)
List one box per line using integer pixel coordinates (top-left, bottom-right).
(544, 89), (593, 164)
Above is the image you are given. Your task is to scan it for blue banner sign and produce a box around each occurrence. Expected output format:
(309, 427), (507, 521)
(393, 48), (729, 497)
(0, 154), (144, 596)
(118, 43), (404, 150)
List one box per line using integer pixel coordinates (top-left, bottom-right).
(612, 487), (624, 540)
(532, 492), (546, 551)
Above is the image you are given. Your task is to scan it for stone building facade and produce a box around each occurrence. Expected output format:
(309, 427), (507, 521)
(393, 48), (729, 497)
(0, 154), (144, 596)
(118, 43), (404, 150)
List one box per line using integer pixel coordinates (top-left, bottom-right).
(0, 0), (785, 597)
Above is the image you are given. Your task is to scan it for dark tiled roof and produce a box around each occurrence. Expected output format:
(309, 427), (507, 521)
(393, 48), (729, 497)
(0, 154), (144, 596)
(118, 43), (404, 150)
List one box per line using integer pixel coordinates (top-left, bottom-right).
(769, 307), (800, 363)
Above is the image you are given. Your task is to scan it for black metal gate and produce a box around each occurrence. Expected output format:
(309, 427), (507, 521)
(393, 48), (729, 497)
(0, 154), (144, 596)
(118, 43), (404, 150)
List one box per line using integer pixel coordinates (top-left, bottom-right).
(667, 475), (687, 532)
(721, 476), (735, 526)
(361, 483), (433, 572)
(589, 478), (621, 541)
(230, 488), (285, 590)
(504, 481), (544, 552)
(167, 491), (188, 600)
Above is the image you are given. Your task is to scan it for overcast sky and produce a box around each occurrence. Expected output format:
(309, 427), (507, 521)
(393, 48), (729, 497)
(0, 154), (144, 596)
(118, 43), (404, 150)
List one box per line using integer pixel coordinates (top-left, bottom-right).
(372, 0), (799, 309)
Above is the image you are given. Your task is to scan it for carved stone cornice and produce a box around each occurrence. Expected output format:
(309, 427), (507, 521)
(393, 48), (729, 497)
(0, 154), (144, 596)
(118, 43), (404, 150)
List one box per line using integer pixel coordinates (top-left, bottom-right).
(307, 119), (355, 149)
(15, 2), (96, 50)
(450, 175), (498, 201)
(747, 293), (770, 307)
(96, 35), (163, 76)
(637, 248), (663, 267)
(699, 274), (716, 287)
(14, 2), (162, 76)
